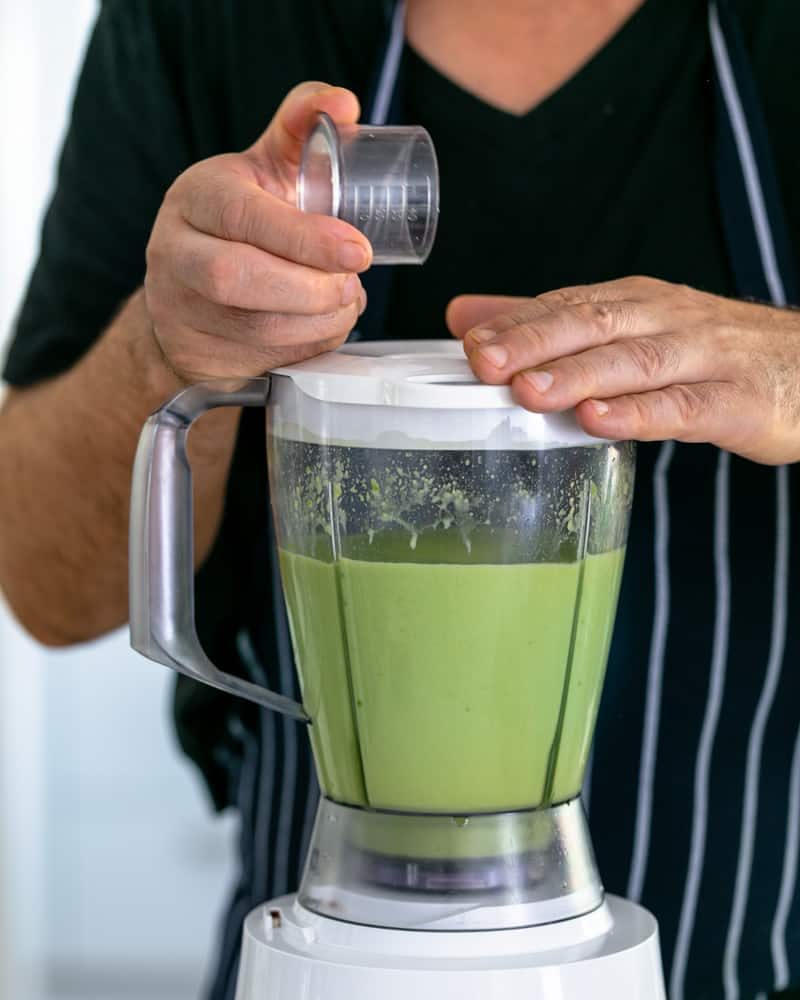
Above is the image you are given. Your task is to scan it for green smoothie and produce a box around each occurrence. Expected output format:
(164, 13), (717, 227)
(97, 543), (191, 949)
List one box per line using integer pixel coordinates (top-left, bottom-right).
(279, 543), (624, 814)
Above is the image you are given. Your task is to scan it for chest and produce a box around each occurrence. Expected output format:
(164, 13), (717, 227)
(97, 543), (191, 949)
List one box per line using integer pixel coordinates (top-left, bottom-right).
(382, 21), (734, 341)
(404, 0), (648, 116)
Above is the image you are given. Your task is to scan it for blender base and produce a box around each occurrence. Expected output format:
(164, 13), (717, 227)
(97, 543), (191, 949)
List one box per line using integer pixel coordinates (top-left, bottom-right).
(234, 894), (666, 999)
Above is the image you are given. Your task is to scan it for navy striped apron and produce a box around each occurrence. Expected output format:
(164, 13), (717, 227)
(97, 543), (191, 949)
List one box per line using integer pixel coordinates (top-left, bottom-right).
(206, 3), (800, 998)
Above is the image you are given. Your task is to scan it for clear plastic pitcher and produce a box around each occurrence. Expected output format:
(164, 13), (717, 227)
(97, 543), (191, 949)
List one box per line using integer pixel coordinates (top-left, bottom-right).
(130, 341), (634, 818)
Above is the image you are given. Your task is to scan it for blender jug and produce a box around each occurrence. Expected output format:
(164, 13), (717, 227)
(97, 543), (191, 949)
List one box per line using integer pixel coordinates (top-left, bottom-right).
(130, 339), (635, 931)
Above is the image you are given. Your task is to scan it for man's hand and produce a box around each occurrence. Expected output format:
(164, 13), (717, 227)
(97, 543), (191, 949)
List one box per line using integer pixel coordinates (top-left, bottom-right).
(145, 82), (371, 382)
(448, 276), (800, 465)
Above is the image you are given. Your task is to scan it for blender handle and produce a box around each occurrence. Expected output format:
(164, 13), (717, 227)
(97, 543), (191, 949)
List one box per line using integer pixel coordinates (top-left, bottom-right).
(129, 377), (309, 722)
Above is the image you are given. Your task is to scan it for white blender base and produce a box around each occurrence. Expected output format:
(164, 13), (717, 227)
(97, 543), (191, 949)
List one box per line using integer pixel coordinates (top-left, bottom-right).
(235, 894), (666, 1000)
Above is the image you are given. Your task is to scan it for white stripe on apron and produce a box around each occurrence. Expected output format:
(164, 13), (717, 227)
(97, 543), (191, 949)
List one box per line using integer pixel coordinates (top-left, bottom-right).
(723, 468), (790, 998)
(771, 728), (800, 990)
(709, 2), (787, 308)
(670, 450), (732, 1000)
(627, 440), (675, 902)
(370, 0), (407, 125)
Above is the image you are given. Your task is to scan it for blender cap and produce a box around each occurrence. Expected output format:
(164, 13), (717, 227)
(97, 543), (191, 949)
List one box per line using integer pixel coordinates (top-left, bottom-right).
(270, 341), (606, 449)
(274, 340), (516, 409)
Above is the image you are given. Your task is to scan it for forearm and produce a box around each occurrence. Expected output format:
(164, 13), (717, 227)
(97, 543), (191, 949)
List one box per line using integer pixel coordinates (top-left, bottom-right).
(0, 290), (239, 645)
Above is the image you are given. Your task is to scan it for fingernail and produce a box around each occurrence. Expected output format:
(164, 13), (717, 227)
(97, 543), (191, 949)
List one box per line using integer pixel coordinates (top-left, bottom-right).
(341, 274), (360, 307)
(467, 328), (496, 346)
(524, 370), (554, 393)
(338, 241), (369, 272)
(591, 399), (610, 416)
(479, 344), (508, 368)
(358, 290), (368, 316)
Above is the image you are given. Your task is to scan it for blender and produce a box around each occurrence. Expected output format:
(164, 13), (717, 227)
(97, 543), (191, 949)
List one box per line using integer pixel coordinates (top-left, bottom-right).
(129, 339), (667, 999)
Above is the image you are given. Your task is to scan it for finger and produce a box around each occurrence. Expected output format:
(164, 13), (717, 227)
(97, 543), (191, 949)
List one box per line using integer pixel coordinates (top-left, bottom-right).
(465, 300), (664, 385)
(162, 328), (355, 381)
(458, 277), (681, 351)
(451, 278), (671, 342)
(185, 294), (363, 348)
(182, 175), (372, 273)
(248, 82), (361, 186)
(168, 231), (363, 315)
(508, 333), (717, 413)
(569, 382), (746, 446)
(446, 295), (529, 339)
(536, 276), (671, 307)
(155, 301), (362, 378)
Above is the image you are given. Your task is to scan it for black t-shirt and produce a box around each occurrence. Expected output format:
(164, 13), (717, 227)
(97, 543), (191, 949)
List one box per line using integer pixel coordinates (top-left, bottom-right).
(5, 1), (800, 996)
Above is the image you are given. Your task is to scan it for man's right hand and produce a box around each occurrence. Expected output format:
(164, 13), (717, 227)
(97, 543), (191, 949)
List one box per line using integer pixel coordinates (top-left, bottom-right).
(144, 82), (372, 383)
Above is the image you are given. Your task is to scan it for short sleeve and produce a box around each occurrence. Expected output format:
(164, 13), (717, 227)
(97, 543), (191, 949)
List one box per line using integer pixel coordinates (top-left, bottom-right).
(3, 0), (192, 386)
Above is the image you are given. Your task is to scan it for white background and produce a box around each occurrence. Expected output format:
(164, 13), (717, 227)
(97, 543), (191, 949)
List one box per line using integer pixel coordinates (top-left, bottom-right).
(0, 3), (237, 999)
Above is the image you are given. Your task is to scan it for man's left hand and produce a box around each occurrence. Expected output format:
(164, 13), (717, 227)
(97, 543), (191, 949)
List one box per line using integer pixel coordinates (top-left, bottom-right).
(447, 276), (800, 465)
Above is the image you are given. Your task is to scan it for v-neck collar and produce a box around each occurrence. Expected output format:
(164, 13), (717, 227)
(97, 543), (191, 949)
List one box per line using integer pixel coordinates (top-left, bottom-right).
(404, 0), (703, 146)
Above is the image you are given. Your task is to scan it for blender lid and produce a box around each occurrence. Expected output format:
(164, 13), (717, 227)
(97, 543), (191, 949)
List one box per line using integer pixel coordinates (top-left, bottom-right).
(270, 341), (608, 449)
(273, 340), (511, 409)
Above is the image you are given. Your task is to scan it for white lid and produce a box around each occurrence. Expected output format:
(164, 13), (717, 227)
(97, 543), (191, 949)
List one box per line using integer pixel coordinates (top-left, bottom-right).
(274, 340), (514, 409)
(271, 341), (604, 449)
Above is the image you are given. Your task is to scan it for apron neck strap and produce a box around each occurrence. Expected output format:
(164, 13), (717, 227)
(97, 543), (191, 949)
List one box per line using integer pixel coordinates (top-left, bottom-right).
(710, 0), (797, 304)
(356, 0), (408, 342)
(367, 0), (407, 125)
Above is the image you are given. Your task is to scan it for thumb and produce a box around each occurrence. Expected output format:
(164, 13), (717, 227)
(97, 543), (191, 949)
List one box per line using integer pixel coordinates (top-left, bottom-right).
(446, 295), (527, 339)
(247, 82), (360, 192)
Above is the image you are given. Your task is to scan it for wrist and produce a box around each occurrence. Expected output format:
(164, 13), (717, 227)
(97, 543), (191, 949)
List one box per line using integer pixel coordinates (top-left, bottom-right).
(123, 290), (190, 400)
(116, 289), (240, 475)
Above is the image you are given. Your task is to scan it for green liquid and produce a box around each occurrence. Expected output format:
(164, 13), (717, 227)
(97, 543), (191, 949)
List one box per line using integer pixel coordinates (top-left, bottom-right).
(279, 543), (625, 813)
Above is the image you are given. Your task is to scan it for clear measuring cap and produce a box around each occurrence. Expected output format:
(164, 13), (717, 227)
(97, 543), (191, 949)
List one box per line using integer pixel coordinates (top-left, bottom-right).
(298, 112), (439, 265)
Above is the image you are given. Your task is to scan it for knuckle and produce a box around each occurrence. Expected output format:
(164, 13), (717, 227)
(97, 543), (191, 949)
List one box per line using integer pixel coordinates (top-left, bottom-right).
(163, 171), (189, 205)
(320, 274), (346, 312)
(143, 267), (160, 303)
(628, 337), (679, 380)
(319, 325), (352, 353)
(297, 270), (339, 313)
(505, 308), (536, 327)
(143, 266), (180, 324)
(627, 274), (660, 292)
(203, 254), (240, 305)
(287, 223), (314, 264)
(514, 320), (548, 354)
(666, 384), (704, 425)
(144, 236), (165, 275)
(288, 80), (327, 102)
(567, 353), (600, 388)
(230, 306), (274, 339)
(260, 272), (290, 307)
(675, 281), (696, 298)
(323, 302), (359, 338)
(626, 393), (654, 434)
(575, 301), (617, 339)
(537, 288), (575, 310)
(143, 281), (167, 325)
(218, 192), (255, 241)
